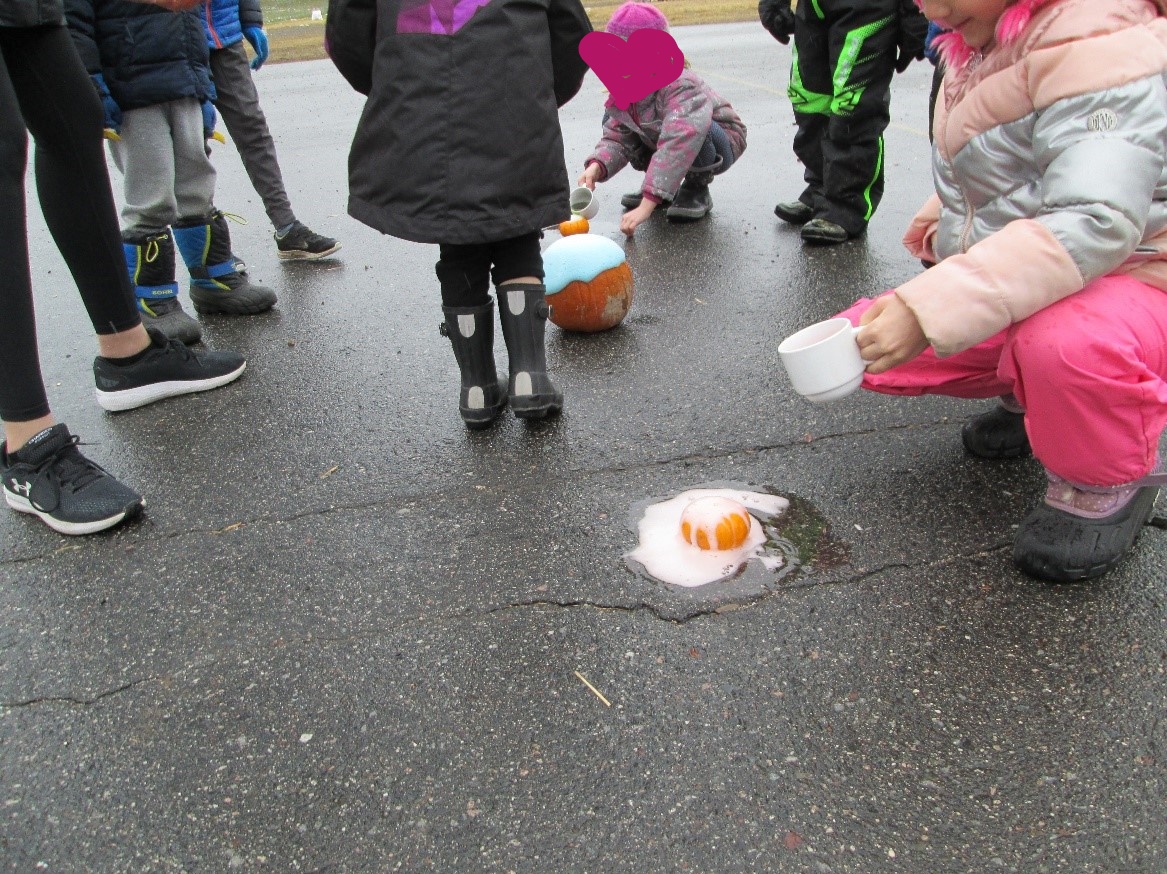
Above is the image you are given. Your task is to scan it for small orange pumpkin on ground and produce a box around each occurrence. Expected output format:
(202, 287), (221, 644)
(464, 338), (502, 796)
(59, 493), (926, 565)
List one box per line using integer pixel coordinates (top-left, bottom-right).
(679, 497), (753, 551)
(558, 216), (590, 236)
(546, 262), (633, 332)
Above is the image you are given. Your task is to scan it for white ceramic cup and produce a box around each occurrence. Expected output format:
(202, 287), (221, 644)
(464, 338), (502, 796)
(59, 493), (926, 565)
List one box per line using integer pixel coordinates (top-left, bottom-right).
(569, 186), (600, 219)
(778, 317), (867, 403)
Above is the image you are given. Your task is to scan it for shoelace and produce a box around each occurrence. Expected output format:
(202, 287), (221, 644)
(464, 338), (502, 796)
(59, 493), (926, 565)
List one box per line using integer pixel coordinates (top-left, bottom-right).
(33, 437), (108, 494)
(158, 334), (195, 362)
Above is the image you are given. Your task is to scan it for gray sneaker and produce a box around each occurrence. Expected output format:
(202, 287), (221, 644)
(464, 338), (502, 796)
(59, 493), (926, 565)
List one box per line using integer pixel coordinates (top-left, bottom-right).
(2, 424), (143, 536)
(137, 296), (202, 345)
(275, 221), (341, 260)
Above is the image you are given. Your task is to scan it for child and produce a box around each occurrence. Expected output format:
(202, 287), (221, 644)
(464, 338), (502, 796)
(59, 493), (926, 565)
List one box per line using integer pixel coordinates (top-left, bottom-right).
(838, 0), (1167, 581)
(760, 0), (927, 244)
(577, 2), (747, 237)
(326, 0), (591, 427)
(202, 0), (342, 261)
(66, 0), (277, 345)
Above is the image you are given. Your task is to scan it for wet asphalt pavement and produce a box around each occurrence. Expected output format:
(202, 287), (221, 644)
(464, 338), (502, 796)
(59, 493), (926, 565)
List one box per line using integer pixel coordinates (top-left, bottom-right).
(4, 22), (1167, 873)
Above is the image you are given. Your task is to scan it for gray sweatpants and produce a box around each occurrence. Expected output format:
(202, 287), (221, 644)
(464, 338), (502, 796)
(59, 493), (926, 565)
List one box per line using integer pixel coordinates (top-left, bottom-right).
(109, 98), (216, 237)
(210, 41), (296, 230)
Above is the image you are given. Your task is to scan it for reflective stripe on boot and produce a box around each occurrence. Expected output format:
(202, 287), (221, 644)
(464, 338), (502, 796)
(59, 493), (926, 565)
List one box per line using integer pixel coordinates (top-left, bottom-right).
(497, 284), (563, 419)
(173, 212), (276, 315)
(440, 300), (507, 429)
(123, 232), (202, 345)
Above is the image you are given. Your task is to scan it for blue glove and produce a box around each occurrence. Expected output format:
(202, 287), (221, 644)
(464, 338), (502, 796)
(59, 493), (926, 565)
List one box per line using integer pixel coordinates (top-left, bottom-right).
(243, 26), (269, 70)
(91, 73), (122, 136)
(201, 99), (217, 140)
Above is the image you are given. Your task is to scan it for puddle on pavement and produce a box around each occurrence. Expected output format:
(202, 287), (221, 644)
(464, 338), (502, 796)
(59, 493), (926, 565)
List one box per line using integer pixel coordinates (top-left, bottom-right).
(624, 481), (848, 593)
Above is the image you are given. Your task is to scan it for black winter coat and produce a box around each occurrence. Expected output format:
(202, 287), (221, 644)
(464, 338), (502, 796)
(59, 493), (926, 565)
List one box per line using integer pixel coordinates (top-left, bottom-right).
(65, 0), (213, 111)
(327, 0), (591, 245)
(0, 0), (64, 27)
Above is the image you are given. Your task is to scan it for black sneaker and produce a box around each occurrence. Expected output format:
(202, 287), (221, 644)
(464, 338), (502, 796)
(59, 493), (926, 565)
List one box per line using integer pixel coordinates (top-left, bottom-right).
(94, 328), (247, 412)
(2, 424), (143, 535)
(137, 296), (202, 345)
(275, 221), (341, 260)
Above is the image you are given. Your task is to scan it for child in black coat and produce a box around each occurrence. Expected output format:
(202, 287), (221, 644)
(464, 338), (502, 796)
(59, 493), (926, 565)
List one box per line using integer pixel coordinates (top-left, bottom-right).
(327, 0), (591, 427)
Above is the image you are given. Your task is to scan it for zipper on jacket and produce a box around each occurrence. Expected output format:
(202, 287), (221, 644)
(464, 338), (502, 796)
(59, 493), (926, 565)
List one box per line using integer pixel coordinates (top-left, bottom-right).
(205, 1), (223, 49)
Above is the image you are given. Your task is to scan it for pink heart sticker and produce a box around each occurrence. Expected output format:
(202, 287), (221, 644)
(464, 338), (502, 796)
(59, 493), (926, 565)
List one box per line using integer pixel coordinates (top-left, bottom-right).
(579, 30), (685, 111)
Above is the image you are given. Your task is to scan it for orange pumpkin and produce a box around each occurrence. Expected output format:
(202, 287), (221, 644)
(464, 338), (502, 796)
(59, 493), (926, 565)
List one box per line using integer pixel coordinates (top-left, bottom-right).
(545, 262), (633, 332)
(679, 497), (753, 551)
(558, 216), (590, 236)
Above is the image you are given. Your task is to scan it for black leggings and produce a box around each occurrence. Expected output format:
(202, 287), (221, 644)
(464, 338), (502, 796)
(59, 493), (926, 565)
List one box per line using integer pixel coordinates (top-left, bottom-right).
(0, 26), (140, 422)
(435, 231), (544, 309)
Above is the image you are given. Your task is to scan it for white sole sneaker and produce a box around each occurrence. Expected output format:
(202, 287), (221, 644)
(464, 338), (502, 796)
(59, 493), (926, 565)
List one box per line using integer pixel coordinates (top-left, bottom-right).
(95, 361), (247, 412)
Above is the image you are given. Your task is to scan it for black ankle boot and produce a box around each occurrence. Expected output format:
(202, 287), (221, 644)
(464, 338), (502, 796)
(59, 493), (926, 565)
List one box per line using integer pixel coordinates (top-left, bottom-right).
(440, 300), (506, 429)
(497, 284), (563, 419)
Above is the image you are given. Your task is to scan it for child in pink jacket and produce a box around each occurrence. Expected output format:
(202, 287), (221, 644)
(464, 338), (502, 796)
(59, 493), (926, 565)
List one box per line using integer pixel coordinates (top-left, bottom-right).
(837, 0), (1167, 582)
(577, 1), (747, 236)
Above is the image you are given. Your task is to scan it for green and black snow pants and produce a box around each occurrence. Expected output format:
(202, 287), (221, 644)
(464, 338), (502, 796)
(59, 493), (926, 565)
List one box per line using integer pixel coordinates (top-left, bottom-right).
(787, 0), (900, 236)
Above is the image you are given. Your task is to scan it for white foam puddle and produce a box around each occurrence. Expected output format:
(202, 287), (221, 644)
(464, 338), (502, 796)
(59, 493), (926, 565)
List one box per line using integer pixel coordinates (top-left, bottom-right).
(625, 487), (792, 588)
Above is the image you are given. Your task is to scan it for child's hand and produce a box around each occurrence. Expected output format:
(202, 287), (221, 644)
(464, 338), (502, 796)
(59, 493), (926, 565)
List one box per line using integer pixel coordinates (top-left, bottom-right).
(620, 200), (655, 236)
(577, 163), (603, 190)
(856, 293), (928, 373)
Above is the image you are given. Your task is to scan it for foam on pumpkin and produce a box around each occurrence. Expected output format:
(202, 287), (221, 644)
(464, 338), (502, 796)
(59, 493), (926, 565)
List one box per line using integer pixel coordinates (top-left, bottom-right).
(626, 487), (790, 588)
(542, 235), (626, 294)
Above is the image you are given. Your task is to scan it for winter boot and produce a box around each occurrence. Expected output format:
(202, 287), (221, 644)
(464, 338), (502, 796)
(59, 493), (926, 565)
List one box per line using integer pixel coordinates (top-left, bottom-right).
(774, 199), (814, 225)
(1013, 470), (1161, 582)
(621, 191), (671, 210)
(961, 401), (1030, 459)
(440, 300), (507, 429)
(173, 211), (277, 315)
(123, 230), (202, 345)
(497, 283), (563, 420)
(666, 159), (719, 222)
(801, 217), (853, 245)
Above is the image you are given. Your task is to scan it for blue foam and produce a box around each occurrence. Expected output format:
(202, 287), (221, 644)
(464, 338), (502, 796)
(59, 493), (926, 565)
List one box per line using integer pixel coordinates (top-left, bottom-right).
(542, 235), (627, 294)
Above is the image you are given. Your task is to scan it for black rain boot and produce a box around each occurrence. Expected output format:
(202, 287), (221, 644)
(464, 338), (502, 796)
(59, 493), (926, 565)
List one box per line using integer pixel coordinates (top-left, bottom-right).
(440, 300), (507, 429)
(173, 211), (277, 315)
(497, 283), (563, 420)
(666, 159), (719, 222)
(123, 230), (202, 345)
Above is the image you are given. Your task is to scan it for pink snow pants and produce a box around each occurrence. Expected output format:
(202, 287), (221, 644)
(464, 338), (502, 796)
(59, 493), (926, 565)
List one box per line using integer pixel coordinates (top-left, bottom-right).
(837, 274), (1167, 488)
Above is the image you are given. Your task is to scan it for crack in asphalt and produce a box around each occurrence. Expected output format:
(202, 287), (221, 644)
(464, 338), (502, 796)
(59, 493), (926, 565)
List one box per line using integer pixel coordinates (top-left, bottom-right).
(2, 677), (154, 709)
(0, 543), (1019, 711)
(0, 417), (954, 568)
